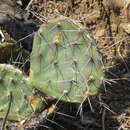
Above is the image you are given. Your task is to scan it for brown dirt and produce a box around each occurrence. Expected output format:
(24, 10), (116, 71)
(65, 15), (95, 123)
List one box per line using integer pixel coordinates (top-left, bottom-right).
(1, 0), (130, 130)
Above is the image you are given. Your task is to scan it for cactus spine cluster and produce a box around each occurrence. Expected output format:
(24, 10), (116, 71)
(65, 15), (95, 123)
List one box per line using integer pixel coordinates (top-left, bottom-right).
(31, 16), (104, 103)
(0, 42), (30, 74)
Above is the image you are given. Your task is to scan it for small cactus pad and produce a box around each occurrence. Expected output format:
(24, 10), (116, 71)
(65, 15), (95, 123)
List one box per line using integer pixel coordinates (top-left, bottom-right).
(31, 16), (104, 103)
(0, 43), (30, 74)
(0, 64), (43, 121)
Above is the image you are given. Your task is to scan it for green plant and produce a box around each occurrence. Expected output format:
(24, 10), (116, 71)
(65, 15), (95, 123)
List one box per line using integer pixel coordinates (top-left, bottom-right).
(31, 16), (104, 103)
(0, 16), (104, 123)
(0, 64), (43, 121)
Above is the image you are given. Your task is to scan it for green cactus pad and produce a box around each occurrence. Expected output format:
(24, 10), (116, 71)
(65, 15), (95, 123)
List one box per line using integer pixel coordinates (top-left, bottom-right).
(0, 64), (43, 121)
(31, 16), (104, 103)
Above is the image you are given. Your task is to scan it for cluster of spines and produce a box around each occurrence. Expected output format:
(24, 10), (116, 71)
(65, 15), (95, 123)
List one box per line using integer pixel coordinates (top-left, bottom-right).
(0, 42), (30, 74)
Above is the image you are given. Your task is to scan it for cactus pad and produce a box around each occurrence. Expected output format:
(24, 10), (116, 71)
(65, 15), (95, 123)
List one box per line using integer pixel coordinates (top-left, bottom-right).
(0, 64), (43, 121)
(31, 16), (104, 103)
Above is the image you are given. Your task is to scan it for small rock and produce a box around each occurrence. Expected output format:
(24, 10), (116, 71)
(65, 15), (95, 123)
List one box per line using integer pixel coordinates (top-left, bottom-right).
(120, 23), (130, 34)
(94, 28), (105, 37)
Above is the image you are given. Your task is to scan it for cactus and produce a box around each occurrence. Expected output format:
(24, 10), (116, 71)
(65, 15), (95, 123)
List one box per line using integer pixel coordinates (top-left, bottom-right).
(0, 64), (43, 121)
(0, 16), (105, 126)
(0, 42), (30, 74)
(31, 16), (104, 103)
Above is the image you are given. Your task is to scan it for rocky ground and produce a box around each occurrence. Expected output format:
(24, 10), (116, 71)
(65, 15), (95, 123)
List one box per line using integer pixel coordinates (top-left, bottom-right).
(1, 0), (130, 130)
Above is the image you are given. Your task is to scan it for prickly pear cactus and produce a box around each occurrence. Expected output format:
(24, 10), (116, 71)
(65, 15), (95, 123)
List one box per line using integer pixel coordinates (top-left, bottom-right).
(0, 64), (43, 121)
(31, 16), (104, 103)
(0, 43), (30, 74)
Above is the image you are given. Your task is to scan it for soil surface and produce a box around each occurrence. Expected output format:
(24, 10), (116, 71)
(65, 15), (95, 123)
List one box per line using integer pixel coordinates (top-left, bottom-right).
(1, 0), (130, 130)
